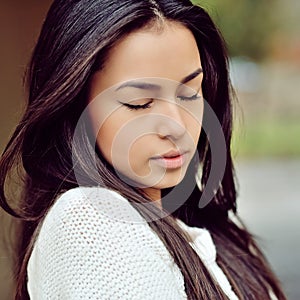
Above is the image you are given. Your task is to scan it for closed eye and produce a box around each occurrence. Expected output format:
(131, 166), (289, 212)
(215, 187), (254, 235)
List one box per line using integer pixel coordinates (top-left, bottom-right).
(177, 92), (202, 101)
(119, 99), (153, 110)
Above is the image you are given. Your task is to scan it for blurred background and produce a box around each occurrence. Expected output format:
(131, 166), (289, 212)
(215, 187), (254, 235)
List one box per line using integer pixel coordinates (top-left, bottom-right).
(0, 0), (299, 299)
(197, 1), (300, 299)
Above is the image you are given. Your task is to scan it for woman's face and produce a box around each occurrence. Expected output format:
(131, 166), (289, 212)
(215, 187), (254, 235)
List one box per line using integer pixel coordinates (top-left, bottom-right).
(88, 21), (203, 201)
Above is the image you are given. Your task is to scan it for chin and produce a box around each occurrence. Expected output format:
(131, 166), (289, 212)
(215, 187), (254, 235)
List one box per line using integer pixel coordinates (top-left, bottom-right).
(153, 174), (186, 190)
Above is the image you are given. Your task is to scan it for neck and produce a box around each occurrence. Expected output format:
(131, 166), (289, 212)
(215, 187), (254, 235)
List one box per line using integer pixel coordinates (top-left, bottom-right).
(143, 187), (162, 209)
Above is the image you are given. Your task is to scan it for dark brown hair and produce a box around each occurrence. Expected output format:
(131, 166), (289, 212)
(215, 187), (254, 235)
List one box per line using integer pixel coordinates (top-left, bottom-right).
(0, 0), (287, 299)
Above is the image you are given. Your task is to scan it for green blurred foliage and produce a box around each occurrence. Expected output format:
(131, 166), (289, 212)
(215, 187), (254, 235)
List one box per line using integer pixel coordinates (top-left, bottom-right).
(232, 118), (300, 158)
(193, 0), (279, 61)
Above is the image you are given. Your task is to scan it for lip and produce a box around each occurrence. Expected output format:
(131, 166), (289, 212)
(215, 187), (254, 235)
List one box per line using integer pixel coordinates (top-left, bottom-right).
(151, 150), (188, 169)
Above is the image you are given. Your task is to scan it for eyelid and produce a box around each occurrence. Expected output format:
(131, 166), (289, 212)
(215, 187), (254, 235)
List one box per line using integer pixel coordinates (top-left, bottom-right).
(118, 99), (153, 110)
(177, 87), (202, 101)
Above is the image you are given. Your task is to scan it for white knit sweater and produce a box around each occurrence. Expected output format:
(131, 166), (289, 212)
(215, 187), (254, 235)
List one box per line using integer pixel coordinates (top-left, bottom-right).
(27, 187), (239, 299)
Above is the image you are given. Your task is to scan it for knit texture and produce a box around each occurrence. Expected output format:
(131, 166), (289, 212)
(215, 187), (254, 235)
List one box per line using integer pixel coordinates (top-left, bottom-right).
(27, 187), (238, 299)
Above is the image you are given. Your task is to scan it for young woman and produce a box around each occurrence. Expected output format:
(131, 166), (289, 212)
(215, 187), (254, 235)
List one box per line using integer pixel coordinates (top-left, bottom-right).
(0, 0), (287, 299)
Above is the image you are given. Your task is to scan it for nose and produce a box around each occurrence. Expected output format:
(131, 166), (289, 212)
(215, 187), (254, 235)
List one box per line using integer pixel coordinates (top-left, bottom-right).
(155, 100), (186, 140)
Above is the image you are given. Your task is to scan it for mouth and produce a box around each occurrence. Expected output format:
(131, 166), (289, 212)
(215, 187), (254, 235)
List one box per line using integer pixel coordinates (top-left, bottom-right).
(151, 150), (188, 169)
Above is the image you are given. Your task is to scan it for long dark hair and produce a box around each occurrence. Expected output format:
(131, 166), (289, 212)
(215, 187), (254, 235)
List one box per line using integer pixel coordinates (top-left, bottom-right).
(0, 0), (286, 299)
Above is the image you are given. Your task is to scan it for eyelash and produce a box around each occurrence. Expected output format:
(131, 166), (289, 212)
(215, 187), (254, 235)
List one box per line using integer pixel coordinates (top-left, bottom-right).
(177, 92), (202, 101)
(120, 92), (201, 111)
(121, 100), (153, 110)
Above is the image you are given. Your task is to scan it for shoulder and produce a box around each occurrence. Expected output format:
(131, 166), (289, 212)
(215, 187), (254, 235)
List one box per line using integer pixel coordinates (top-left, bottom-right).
(47, 186), (146, 224)
(34, 186), (156, 258)
(27, 187), (186, 299)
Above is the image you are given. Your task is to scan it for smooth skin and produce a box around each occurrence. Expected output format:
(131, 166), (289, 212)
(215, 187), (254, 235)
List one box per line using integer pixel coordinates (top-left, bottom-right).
(88, 21), (204, 207)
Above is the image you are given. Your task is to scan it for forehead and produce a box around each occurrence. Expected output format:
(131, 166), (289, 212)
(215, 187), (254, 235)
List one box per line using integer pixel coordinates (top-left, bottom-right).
(89, 21), (202, 97)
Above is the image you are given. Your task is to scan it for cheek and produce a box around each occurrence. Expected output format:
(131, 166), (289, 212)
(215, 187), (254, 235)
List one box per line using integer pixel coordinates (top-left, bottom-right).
(188, 124), (201, 153)
(128, 137), (152, 175)
(183, 104), (203, 146)
(96, 122), (114, 163)
(96, 113), (124, 164)
(96, 114), (151, 175)
(192, 118), (202, 144)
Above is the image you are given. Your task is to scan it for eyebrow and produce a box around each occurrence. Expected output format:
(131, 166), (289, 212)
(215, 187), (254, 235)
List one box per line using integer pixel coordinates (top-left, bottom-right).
(115, 68), (203, 91)
(115, 81), (161, 91)
(181, 68), (203, 85)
